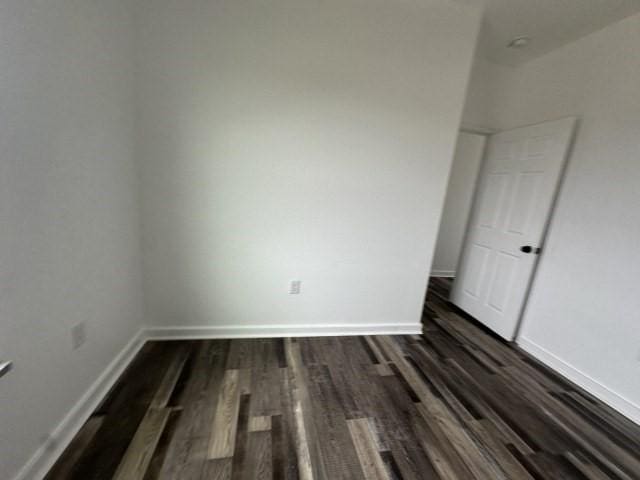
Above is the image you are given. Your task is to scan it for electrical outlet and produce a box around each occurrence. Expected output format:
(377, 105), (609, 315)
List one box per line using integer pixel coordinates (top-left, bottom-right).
(289, 280), (301, 295)
(71, 322), (87, 350)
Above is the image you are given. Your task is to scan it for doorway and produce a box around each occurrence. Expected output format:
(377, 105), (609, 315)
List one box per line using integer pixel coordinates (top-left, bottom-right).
(431, 118), (576, 341)
(431, 131), (487, 278)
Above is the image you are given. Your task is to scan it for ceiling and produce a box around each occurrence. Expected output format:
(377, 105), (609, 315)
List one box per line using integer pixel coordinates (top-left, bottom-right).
(471, 0), (640, 65)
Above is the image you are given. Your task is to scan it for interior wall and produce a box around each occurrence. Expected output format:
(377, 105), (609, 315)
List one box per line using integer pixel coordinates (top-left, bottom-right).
(431, 132), (486, 277)
(0, 1), (143, 478)
(485, 13), (640, 422)
(136, 0), (482, 332)
(460, 57), (513, 131)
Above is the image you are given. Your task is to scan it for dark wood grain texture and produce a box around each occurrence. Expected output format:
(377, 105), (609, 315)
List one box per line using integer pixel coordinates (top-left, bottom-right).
(45, 279), (640, 479)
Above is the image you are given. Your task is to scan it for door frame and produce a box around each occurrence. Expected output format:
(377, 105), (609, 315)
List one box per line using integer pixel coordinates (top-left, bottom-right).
(451, 127), (490, 277)
(431, 129), (490, 278)
(449, 117), (579, 342)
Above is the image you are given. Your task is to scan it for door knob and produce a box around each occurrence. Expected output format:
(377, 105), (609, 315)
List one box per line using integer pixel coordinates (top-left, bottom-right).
(520, 246), (541, 254)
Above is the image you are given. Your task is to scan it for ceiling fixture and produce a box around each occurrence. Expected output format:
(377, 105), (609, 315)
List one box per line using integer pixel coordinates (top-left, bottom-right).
(507, 36), (531, 49)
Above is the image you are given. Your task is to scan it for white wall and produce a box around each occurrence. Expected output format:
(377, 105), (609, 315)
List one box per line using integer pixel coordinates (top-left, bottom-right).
(483, 14), (640, 422)
(136, 0), (482, 332)
(0, 1), (143, 478)
(461, 58), (502, 130)
(431, 132), (486, 277)
(460, 57), (520, 131)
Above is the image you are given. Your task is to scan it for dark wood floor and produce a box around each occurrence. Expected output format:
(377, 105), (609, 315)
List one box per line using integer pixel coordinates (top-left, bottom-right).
(46, 278), (640, 479)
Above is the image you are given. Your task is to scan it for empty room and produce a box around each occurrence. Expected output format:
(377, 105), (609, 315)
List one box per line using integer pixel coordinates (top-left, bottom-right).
(2, 0), (639, 479)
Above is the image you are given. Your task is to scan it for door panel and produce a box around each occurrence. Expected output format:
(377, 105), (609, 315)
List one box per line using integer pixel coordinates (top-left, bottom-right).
(451, 118), (576, 340)
(478, 173), (509, 229)
(506, 172), (542, 234)
(463, 244), (491, 299)
(487, 251), (518, 313)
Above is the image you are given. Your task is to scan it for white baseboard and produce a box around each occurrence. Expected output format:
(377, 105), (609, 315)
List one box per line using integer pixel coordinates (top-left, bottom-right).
(14, 321), (421, 480)
(518, 337), (640, 426)
(145, 322), (422, 340)
(430, 270), (456, 278)
(14, 330), (146, 480)
(16, 326), (640, 480)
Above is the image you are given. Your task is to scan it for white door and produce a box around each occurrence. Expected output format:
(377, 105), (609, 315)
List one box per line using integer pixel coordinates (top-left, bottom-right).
(451, 118), (576, 340)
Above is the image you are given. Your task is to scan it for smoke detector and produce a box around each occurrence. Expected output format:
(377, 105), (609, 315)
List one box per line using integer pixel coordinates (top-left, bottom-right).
(507, 36), (531, 49)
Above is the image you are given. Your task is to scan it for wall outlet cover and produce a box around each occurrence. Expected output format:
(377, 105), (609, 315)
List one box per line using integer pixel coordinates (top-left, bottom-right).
(289, 280), (301, 295)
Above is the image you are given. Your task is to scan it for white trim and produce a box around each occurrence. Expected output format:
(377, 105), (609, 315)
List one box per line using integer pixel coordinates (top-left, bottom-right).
(145, 323), (422, 340)
(15, 326), (640, 480)
(14, 321), (421, 480)
(13, 330), (147, 480)
(518, 337), (640, 426)
(430, 270), (456, 278)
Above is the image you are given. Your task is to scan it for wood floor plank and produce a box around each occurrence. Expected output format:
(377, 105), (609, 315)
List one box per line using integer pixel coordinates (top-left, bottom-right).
(58, 342), (181, 480)
(208, 369), (242, 459)
(443, 357), (537, 455)
(564, 452), (613, 480)
(525, 451), (591, 480)
(244, 430), (272, 480)
(248, 415), (272, 432)
(142, 409), (182, 480)
(284, 338), (317, 480)
(157, 341), (229, 479)
(112, 407), (172, 480)
(347, 418), (390, 480)
(377, 331), (498, 480)
(388, 438), (441, 480)
(375, 363), (394, 376)
(44, 416), (104, 480)
(226, 340), (255, 370)
(158, 436), (208, 480)
(249, 365), (280, 417)
(304, 365), (366, 480)
(467, 419), (535, 480)
(230, 394), (251, 480)
(151, 345), (192, 408)
(201, 458), (232, 480)
(275, 371), (302, 480)
(415, 402), (504, 480)
(376, 335), (436, 405)
(564, 392), (640, 450)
